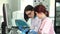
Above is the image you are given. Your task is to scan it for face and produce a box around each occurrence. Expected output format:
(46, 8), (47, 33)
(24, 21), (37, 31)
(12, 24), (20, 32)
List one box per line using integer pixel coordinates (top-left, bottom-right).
(36, 12), (43, 19)
(26, 11), (34, 18)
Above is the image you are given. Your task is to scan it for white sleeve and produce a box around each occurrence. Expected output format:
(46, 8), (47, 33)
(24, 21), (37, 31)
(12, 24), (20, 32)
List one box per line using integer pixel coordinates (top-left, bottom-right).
(30, 19), (35, 30)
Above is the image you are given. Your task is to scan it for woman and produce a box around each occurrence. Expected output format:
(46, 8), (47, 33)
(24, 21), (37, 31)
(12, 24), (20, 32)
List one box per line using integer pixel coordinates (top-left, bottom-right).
(24, 5), (41, 34)
(34, 5), (55, 34)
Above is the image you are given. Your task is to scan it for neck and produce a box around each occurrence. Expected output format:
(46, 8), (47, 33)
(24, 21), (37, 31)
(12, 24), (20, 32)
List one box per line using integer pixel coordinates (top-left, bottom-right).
(31, 17), (34, 19)
(31, 16), (36, 19)
(42, 15), (46, 19)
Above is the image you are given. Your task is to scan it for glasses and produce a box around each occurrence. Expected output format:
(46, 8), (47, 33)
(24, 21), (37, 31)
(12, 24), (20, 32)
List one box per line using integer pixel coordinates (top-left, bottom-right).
(26, 12), (32, 16)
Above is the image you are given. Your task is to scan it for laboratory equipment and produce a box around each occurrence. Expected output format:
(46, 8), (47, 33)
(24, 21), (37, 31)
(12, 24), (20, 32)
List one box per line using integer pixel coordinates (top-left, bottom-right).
(15, 20), (30, 34)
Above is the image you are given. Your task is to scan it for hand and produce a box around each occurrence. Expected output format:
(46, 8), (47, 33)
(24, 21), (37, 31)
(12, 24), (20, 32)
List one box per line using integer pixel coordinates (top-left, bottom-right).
(38, 30), (42, 34)
(18, 26), (23, 31)
(38, 32), (41, 34)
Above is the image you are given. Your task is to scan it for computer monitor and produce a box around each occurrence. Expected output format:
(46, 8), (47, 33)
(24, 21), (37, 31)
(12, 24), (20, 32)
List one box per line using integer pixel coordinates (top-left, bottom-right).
(2, 3), (8, 26)
(3, 3), (17, 28)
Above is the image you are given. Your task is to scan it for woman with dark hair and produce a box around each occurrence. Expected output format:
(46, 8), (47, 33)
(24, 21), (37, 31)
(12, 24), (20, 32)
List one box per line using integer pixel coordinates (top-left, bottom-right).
(34, 5), (55, 34)
(24, 5), (36, 22)
(24, 5), (41, 34)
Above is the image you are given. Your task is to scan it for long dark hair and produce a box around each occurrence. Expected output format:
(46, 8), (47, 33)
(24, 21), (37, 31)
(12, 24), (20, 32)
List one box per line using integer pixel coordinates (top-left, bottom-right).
(34, 5), (49, 17)
(24, 5), (35, 22)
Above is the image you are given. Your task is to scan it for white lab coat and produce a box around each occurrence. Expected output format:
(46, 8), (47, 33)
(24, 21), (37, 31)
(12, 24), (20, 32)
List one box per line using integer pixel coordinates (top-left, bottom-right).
(30, 17), (41, 32)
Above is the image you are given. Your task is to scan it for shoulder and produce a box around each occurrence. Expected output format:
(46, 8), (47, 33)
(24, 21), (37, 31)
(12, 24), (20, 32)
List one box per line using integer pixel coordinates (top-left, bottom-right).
(43, 17), (53, 24)
(45, 17), (52, 22)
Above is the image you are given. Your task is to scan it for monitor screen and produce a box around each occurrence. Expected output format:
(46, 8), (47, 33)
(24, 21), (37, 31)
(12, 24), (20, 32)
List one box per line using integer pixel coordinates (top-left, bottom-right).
(2, 3), (8, 26)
